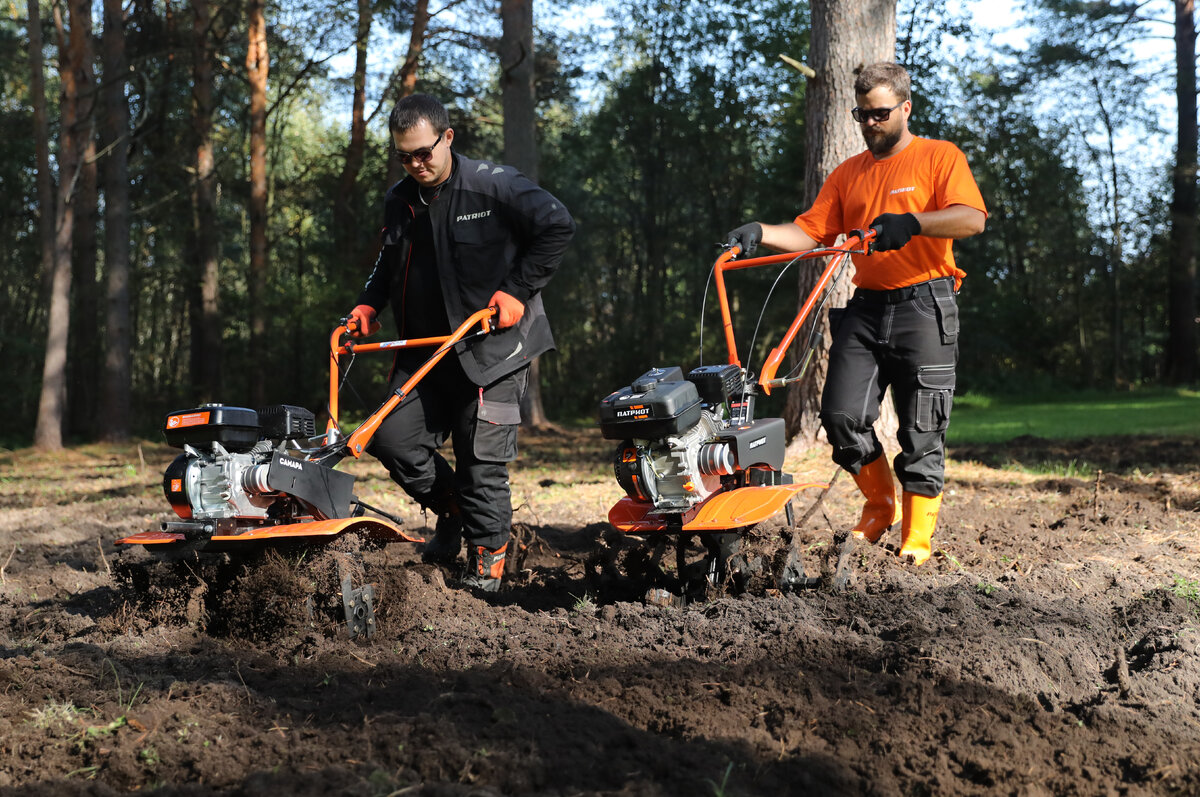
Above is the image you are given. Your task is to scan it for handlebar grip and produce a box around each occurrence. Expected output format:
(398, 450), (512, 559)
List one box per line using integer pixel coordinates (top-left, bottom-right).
(850, 226), (881, 255)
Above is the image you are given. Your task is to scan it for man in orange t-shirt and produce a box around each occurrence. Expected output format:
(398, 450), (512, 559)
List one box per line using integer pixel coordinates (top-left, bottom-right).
(726, 63), (986, 566)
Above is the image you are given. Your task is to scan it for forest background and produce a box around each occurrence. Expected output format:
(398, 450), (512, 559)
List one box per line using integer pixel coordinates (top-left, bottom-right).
(0, 0), (1195, 450)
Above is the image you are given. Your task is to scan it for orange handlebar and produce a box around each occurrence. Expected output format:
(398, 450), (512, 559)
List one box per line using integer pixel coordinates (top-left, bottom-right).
(712, 229), (875, 394)
(326, 307), (498, 451)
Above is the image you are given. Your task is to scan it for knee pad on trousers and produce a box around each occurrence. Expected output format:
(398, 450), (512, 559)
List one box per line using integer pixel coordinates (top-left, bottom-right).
(820, 411), (883, 472)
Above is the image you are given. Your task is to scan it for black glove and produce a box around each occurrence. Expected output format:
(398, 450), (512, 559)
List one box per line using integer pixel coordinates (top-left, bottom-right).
(725, 222), (763, 257)
(869, 212), (921, 252)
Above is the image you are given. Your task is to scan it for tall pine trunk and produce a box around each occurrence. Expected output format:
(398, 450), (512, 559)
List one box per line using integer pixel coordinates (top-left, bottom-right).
(99, 0), (132, 440)
(1167, 0), (1198, 384)
(386, 0), (431, 189)
(69, 0), (98, 437)
(334, 0), (372, 251)
(35, 0), (84, 450)
(190, 0), (221, 401)
(784, 0), (895, 446)
(246, 0), (269, 406)
(1092, 85), (1125, 386)
(28, 0), (55, 297)
(500, 0), (549, 427)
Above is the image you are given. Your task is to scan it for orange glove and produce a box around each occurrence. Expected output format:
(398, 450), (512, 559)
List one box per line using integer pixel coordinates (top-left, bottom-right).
(347, 304), (380, 338)
(488, 290), (525, 329)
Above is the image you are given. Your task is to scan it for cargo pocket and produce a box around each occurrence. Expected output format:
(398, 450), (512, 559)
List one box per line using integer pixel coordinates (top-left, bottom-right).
(931, 280), (959, 345)
(474, 399), (521, 462)
(914, 364), (955, 433)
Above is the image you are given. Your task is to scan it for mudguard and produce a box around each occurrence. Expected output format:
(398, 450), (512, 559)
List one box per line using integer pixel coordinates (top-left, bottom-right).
(608, 482), (827, 533)
(116, 516), (422, 549)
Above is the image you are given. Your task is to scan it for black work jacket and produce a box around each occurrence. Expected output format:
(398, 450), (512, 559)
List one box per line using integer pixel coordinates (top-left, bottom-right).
(356, 151), (575, 386)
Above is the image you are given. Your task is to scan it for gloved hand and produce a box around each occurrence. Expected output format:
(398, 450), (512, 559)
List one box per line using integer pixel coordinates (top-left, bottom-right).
(725, 222), (763, 257)
(488, 290), (525, 329)
(869, 212), (921, 252)
(347, 304), (380, 338)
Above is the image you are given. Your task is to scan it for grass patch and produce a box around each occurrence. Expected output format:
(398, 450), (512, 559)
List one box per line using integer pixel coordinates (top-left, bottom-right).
(949, 388), (1200, 444)
(26, 701), (82, 731)
(1170, 575), (1199, 603)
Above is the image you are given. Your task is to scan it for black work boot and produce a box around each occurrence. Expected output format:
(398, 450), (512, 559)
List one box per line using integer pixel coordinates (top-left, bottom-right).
(420, 509), (463, 565)
(460, 542), (507, 592)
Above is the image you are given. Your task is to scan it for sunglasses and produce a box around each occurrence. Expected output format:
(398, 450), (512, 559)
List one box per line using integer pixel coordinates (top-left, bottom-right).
(851, 100), (905, 124)
(397, 131), (444, 165)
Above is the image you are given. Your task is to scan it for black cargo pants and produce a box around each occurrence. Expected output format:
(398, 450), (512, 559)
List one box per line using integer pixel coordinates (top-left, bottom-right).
(367, 354), (528, 551)
(820, 276), (959, 497)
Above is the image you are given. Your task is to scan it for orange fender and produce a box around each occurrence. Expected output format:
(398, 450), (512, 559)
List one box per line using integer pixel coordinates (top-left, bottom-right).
(117, 516), (422, 547)
(609, 482), (827, 533)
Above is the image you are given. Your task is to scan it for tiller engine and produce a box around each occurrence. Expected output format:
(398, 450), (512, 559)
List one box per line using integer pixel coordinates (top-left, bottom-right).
(599, 230), (878, 594)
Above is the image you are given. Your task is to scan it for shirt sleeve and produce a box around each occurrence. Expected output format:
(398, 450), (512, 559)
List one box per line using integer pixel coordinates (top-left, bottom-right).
(794, 164), (847, 247)
(497, 173), (576, 302)
(936, 144), (988, 217)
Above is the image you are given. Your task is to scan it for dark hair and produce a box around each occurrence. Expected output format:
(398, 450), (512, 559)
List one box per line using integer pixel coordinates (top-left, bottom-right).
(388, 93), (450, 134)
(853, 63), (911, 102)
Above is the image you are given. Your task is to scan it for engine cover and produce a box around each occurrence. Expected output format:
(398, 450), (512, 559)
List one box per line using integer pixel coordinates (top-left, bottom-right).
(598, 368), (702, 441)
(613, 409), (731, 512)
(164, 404), (260, 452)
(163, 442), (275, 523)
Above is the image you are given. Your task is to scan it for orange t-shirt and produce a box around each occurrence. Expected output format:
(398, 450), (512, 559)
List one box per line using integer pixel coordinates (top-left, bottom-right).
(794, 136), (987, 290)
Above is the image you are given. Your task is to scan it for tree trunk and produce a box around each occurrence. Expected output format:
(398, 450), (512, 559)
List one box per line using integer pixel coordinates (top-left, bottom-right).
(501, 0), (536, 181)
(784, 0), (896, 449)
(35, 0), (83, 450)
(246, 0), (269, 407)
(387, 0), (431, 188)
(1167, 0), (1198, 384)
(1092, 83), (1125, 386)
(500, 0), (549, 427)
(69, 0), (98, 437)
(99, 0), (132, 440)
(334, 0), (372, 249)
(190, 0), (222, 401)
(28, 0), (55, 297)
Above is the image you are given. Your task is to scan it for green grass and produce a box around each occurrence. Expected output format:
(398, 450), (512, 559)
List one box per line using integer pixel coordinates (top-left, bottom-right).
(948, 388), (1200, 444)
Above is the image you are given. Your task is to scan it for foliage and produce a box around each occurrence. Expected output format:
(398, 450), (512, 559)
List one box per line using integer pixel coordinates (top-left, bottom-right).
(0, 0), (1189, 447)
(0, 15), (46, 442)
(541, 0), (811, 419)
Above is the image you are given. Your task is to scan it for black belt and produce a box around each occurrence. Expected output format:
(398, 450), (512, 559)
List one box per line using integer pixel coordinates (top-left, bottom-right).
(854, 276), (956, 305)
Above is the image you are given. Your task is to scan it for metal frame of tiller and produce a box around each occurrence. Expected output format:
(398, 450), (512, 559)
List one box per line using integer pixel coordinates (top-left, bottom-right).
(607, 229), (877, 539)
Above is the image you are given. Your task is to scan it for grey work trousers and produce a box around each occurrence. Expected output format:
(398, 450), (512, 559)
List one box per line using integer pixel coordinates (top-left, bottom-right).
(820, 277), (959, 497)
(367, 354), (528, 550)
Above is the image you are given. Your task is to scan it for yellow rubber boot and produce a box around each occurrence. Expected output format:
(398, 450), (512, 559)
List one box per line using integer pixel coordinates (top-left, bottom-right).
(850, 455), (902, 543)
(899, 492), (942, 565)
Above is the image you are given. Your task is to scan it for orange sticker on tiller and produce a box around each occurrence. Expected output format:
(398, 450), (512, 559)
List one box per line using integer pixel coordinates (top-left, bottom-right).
(166, 411), (211, 429)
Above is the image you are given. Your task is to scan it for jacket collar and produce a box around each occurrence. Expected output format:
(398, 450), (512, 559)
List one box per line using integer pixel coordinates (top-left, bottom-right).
(398, 150), (461, 206)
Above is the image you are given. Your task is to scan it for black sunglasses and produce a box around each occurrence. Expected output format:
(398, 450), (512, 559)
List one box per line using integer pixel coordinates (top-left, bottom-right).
(397, 131), (444, 165)
(851, 100), (905, 124)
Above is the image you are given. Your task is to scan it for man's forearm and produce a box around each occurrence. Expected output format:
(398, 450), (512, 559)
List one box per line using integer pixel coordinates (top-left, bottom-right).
(911, 204), (986, 239)
(759, 222), (820, 253)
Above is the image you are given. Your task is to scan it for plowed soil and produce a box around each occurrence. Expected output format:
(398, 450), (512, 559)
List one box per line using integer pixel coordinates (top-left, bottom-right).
(1, 430), (1198, 796)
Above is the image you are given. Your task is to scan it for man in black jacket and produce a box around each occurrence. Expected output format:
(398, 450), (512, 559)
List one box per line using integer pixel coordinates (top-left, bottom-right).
(347, 94), (575, 591)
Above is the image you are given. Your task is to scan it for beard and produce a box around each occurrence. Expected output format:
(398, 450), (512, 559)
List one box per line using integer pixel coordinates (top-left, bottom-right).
(862, 125), (902, 156)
